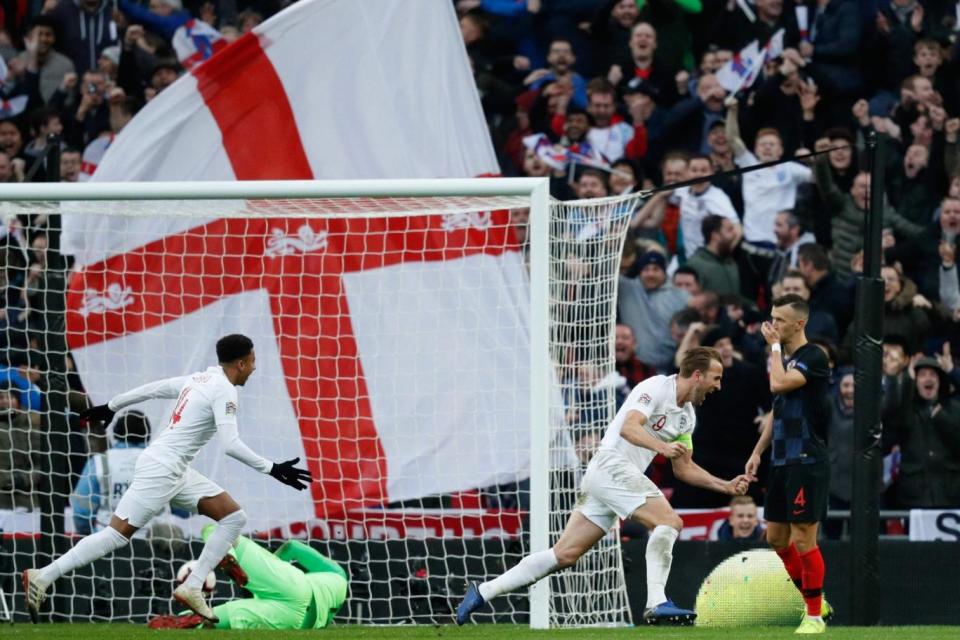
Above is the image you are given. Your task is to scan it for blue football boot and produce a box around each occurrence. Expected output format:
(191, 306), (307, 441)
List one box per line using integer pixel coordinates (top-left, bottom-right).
(455, 582), (486, 625)
(642, 598), (697, 625)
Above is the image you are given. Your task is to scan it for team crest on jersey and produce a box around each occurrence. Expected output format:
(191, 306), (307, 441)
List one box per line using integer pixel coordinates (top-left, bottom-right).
(225, 401), (237, 415)
(638, 393), (652, 405)
(786, 359), (797, 371)
(679, 415), (688, 429)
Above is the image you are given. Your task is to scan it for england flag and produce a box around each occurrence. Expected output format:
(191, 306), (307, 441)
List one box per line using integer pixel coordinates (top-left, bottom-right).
(61, 0), (534, 534)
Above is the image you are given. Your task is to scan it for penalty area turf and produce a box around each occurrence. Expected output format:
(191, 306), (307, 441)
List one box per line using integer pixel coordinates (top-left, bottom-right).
(3, 625), (960, 639)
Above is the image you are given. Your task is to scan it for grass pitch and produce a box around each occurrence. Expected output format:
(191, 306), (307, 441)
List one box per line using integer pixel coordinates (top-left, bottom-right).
(3, 624), (960, 639)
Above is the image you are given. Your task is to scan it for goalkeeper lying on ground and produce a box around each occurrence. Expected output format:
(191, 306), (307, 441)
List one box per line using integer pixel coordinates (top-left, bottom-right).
(149, 525), (348, 629)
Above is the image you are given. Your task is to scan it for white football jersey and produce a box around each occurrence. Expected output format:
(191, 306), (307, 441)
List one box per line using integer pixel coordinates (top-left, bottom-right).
(108, 366), (247, 477)
(598, 374), (696, 472)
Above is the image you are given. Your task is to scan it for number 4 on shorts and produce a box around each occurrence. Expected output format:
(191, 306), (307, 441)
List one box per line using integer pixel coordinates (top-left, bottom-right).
(793, 487), (806, 508)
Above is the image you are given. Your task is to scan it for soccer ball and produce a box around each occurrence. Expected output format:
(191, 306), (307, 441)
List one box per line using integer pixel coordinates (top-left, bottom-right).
(175, 560), (217, 593)
(695, 549), (806, 627)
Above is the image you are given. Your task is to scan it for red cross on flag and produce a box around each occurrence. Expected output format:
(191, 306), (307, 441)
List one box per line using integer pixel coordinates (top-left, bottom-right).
(61, 0), (531, 535)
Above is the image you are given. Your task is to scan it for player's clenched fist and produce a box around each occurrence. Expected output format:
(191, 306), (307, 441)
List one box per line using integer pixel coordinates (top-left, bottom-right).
(727, 474), (751, 496)
(658, 442), (688, 459)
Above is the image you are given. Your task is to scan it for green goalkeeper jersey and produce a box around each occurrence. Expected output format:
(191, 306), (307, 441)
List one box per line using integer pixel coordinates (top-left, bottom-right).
(202, 527), (348, 630)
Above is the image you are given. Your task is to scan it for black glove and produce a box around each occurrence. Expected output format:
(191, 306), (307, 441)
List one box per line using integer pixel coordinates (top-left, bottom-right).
(269, 457), (313, 491)
(80, 403), (116, 427)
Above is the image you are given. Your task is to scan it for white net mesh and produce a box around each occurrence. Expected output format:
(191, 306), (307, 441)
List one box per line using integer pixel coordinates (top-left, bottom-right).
(547, 193), (640, 627)
(0, 186), (635, 627)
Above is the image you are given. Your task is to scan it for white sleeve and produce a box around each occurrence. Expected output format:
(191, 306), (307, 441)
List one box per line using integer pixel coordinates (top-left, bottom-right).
(791, 161), (813, 183)
(623, 377), (666, 420)
(213, 385), (272, 473)
(712, 190), (739, 221)
(734, 149), (756, 168)
(218, 422), (272, 473)
(107, 376), (188, 411)
(940, 264), (960, 311)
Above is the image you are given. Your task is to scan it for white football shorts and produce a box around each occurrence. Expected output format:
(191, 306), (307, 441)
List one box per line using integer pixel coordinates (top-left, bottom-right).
(113, 454), (224, 528)
(575, 449), (663, 532)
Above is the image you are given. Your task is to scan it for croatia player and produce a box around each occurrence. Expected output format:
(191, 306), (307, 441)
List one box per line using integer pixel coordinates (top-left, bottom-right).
(457, 347), (751, 625)
(23, 334), (312, 623)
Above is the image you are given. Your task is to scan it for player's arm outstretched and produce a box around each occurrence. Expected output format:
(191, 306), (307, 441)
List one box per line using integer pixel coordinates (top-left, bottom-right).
(214, 387), (312, 491)
(621, 409), (750, 494)
(672, 449), (750, 496)
(80, 375), (190, 426)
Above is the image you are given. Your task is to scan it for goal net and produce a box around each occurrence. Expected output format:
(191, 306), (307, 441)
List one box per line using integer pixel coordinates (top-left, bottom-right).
(0, 179), (634, 627)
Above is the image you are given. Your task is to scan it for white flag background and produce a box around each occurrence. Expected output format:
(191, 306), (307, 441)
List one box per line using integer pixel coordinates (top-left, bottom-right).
(61, 0), (532, 533)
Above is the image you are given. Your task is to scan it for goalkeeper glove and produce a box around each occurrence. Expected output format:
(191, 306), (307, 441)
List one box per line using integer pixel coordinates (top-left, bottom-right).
(269, 457), (313, 491)
(80, 403), (116, 427)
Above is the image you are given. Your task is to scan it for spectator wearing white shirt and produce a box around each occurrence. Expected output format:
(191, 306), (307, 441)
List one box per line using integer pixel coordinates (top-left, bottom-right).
(585, 78), (637, 163)
(676, 153), (740, 259)
(725, 98), (812, 246)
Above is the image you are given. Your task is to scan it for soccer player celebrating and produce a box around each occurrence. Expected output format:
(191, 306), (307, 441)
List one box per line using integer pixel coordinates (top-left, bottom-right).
(746, 295), (833, 634)
(23, 334), (312, 623)
(457, 347), (751, 626)
(148, 525), (348, 630)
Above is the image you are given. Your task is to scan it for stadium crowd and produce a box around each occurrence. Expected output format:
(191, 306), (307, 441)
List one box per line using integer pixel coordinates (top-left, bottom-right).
(472, 0), (960, 519)
(0, 0), (958, 540)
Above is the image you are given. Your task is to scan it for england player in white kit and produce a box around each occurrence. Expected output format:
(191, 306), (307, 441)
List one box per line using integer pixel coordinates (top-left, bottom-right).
(457, 347), (751, 625)
(23, 335), (312, 623)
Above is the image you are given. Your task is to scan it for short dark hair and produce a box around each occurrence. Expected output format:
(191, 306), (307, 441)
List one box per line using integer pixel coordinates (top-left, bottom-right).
(27, 15), (58, 34)
(113, 410), (150, 445)
(688, 152), (711, 165)
(777, 210), (799, 228)
(797, 243), (830, 271)
(673, 265), (700, 283)
(771, 293), (809, 317)
(782, 268), (804, 282)
(679, 346), (722, 378)
(671, 307), (702, 329)
(701, 214), (726, 244)
(216, 334), (254, 363)
(825, 127), (854, 144)
(883, 334), (910, 353)
(586, 78), (616, 98)
(566, 106), (590, 122)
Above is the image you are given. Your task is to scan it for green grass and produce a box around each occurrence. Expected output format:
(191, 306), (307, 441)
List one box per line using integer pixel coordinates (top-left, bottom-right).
(3, 625), (960, 639)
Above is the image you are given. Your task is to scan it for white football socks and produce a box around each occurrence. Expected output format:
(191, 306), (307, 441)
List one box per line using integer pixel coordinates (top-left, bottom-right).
(645, 524), (679, 608)
(184, 509), (247, 590)
(37, 526), (129, 587)
(479, 548), (559, 601)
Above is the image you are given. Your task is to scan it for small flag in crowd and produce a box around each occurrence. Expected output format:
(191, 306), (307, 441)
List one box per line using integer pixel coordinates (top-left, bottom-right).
(0, 95), (28, 118)
(796, 6), (809, 41)
(523, 134), (610, 172)
(172, 19), (228, 71)
(716, 40), (762, 93)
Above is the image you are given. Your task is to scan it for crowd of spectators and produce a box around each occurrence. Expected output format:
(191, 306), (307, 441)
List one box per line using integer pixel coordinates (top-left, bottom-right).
(1, 0), (959, 538)
(473, 0), (960, 520)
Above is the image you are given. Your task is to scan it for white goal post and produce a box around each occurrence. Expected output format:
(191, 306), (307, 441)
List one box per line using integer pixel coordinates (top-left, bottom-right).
(0, 177), (634, 628)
